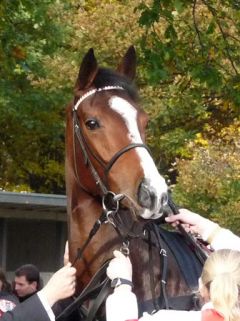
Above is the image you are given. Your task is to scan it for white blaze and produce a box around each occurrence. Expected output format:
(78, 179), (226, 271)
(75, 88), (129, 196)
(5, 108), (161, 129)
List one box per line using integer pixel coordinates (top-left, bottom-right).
(109, 96), (168, 219)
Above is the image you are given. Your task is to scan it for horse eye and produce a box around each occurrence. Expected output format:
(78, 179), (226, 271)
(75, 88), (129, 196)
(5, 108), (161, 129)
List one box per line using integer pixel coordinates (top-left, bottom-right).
(85, 119), (100, 130)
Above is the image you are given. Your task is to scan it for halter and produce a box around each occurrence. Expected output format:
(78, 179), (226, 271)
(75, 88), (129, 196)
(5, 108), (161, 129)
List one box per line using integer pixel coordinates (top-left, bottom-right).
(72, 85), (151, 196)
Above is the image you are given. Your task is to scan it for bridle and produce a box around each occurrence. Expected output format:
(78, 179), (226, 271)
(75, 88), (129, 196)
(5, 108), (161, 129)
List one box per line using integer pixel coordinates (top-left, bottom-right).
(62, 85), (156, 321)
(72, 85), (151, 195)
(72, 85), (156, 262)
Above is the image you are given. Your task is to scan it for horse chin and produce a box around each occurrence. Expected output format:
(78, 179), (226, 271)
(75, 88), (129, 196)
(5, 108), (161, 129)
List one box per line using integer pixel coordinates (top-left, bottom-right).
(139, 208), (165, 220)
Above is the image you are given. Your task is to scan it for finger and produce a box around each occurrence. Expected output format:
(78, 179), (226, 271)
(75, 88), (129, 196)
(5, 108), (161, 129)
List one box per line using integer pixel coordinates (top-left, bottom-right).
(113, 250), (126, 259)
(165, 216), (178, 223)
(65, 241), (69, 251)
(64, 241), (69, 265)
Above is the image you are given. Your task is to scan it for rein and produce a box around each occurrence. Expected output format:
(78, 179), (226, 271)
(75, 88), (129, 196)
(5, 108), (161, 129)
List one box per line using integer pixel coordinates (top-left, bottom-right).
(168, 193), (208, 265)
(58, 192), (129, 321)
(71, 191), (128, 267)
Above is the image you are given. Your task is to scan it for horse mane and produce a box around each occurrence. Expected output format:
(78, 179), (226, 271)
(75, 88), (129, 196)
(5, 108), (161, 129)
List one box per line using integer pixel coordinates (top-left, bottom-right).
(93, 67), (139, 101)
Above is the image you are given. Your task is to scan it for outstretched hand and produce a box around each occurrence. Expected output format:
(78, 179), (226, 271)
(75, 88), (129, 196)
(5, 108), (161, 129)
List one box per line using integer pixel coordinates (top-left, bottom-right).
(107, 250), (132, 282)
(165, 208), (218, 240)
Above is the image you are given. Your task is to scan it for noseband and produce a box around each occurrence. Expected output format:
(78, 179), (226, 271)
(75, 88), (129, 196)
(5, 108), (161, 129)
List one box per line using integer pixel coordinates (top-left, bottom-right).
(72, 86), (151, 195)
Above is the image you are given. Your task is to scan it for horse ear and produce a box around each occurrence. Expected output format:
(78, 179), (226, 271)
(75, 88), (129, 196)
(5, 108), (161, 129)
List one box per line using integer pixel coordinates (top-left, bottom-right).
(117, 46), (136, 81)
(75, 48), (98, 91)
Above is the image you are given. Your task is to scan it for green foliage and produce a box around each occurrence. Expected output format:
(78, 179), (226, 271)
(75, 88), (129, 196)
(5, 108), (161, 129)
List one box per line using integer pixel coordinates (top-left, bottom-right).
(135, 0), (240, 227)
(173, 121), (240, 233)
(0, 0), (144, 193)
(0, 0), (69, 193)
(136, 0), (240, 179)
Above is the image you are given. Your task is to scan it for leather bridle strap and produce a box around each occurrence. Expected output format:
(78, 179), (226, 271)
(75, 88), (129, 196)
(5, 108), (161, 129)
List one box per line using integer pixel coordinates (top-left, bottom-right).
(73, 111), (108, 195)
(167, 192), (208, 265)
(56, 261), (110, 321)
(86, 278), (111, 321)
(73, 109), (151, 194)
(145, 223), (169, 311)
(72, 85), (152, 195)
(152, 223), (169, 309)
(104, 143), (151, 176)
(71, 209), (108, 267)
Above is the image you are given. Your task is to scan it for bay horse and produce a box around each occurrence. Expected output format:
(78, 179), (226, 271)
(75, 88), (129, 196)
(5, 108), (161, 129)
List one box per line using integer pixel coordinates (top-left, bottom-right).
(65, 46), (204, 318)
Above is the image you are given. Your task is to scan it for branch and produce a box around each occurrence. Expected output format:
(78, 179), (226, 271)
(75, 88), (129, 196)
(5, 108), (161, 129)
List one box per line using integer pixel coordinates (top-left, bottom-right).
(192, 0), (205, 57)
(201, 0), (239, 75)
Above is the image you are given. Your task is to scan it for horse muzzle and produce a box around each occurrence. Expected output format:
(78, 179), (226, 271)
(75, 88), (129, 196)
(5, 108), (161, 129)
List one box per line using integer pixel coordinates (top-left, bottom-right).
(137, 179), (168, 219)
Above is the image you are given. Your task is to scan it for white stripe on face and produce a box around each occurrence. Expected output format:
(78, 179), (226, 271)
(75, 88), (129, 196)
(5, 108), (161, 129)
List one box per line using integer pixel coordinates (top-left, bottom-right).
(109, 96), (167, 219)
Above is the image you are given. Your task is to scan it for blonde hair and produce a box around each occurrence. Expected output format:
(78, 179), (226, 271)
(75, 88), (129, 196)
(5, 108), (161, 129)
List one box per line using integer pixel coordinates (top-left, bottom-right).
(200, 249), (240, 321)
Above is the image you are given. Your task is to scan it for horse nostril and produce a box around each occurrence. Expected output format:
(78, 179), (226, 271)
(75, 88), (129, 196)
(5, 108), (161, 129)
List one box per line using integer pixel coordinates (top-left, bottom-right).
(160, 192), (168, 207)
(138, 181), (156, 210)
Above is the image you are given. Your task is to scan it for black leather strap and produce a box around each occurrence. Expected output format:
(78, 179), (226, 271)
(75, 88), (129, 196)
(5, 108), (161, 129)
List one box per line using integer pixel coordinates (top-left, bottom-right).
(111, 278), (133, 288)
(56, 261), (110, 321)
(86, 278), (111, 321)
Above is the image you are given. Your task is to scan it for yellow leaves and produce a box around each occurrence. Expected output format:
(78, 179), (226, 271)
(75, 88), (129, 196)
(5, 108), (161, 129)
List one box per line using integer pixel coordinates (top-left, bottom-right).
(194, 133), (209, 147)
(208, 47), (216, 59)
(14, 64), (25, 75)
(221, 100), (231, 111)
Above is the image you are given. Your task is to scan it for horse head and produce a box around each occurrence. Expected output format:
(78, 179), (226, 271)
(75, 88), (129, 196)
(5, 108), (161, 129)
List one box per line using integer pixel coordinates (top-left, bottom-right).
(66, 46), (168, 221)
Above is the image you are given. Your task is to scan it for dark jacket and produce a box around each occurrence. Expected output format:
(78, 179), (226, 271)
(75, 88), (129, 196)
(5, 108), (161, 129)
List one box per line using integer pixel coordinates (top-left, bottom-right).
(0, 291), (19, 317)
(1, 294), (50, 321)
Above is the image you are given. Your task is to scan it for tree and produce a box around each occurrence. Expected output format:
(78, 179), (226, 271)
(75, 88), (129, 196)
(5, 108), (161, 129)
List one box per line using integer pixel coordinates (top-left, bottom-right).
(173, 119), (240, 234)
(135, 0), (240, 231)
(0, 0), (145, 193)
(0, 0), (70, 193)
(136, 0), (240, 176)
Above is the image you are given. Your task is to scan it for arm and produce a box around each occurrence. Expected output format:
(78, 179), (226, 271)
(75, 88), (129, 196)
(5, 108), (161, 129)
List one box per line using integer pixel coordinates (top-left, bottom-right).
(106, 251), (138, 321)
(165, 208), (240, 251)
(106, 251), (203, 321)
(139, 310), (201, 321)
(1, 263), (76, 321)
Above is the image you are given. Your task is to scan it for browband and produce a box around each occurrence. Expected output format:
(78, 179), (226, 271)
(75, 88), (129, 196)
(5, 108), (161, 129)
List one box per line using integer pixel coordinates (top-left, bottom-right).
(73, 86), (124, 111)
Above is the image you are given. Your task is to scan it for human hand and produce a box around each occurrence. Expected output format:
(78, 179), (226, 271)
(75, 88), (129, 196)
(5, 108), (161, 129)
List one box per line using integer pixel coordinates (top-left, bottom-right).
(40, 263), (76, 306)
(107, 250), (132, 282)
(165, 208), (218, 240)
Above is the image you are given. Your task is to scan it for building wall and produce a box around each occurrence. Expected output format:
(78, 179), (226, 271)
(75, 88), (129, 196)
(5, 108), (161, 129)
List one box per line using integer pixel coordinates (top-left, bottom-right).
(0, 217), (67, 284)
(0, 192), (68, 284)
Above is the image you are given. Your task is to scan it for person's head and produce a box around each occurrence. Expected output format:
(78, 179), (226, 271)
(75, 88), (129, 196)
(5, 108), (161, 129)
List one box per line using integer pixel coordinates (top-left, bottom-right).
(14, 264), (41, 298)
(0, 268), (11, 292)
(199, 249), (240, 321)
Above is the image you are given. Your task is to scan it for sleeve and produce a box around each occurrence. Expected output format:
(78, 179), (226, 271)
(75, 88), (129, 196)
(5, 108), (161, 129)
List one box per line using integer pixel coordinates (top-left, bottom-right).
(139, 309), (201, 321)
(37, 291), (55, 321)
(209, 228), (240, 251)
(1, 293), (53, 321)
(106, 286), (138, 321)
(105, 287), (202, 321)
